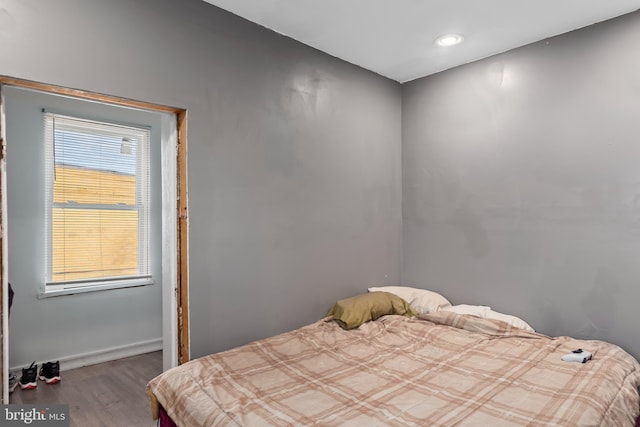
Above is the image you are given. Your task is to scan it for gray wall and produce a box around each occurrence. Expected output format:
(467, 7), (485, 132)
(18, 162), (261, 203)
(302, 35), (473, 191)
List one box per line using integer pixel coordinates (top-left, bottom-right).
(402, 11), (640, 359)
(0, 0), (402, 358)
(4, 86), (164, 368)
(10, 0), (635, 365)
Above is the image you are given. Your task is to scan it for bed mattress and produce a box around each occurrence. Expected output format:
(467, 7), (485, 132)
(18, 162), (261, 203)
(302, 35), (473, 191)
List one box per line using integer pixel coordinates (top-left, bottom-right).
(148, 311), (640, 426)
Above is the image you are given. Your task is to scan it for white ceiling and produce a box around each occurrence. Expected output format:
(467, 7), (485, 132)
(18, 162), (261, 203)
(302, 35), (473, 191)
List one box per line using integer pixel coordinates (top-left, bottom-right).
(202, 0), (640, 83)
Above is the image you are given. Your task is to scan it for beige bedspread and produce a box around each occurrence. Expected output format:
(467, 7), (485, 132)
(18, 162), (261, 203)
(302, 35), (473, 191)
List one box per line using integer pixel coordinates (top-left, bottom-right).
(147, 312), (640, 426)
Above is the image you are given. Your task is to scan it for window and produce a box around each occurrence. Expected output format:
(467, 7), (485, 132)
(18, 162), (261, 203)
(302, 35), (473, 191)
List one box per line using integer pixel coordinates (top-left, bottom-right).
(44, 113), (152, 295)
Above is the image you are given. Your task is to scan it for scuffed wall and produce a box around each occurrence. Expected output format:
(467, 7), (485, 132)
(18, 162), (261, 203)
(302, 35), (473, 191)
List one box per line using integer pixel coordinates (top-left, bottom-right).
(402, 11), (640, 359)
(0, 0), (402, 358)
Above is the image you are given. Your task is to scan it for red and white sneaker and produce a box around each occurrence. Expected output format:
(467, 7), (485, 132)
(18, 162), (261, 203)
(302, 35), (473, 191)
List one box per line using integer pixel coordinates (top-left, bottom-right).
(39, 361), (61, 384)
(19, 362), (37, 390)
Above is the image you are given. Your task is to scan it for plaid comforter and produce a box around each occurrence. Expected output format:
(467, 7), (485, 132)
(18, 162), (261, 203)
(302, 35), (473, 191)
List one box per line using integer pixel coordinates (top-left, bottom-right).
(147, 312), (640, 426)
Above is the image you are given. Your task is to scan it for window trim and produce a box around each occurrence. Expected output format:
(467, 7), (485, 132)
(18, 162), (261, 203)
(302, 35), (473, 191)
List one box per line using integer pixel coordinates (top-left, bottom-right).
(42, 112), (152, 296)
(39, 276), (154, 298)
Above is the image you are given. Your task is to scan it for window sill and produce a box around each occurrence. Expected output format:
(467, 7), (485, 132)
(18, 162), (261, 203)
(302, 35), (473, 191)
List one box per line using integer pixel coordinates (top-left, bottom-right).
(39, 277), (154, 298)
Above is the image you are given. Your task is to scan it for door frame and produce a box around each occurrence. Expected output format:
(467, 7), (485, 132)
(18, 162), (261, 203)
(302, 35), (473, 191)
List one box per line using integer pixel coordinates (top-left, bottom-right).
(0, 76), (190, 403)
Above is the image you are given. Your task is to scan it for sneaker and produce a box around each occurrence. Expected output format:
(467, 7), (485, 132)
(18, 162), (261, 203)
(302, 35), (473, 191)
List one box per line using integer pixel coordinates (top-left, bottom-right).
(8, 374), (18, 393)
(19, 362), (37, 390)
(39, 361), (60, 384)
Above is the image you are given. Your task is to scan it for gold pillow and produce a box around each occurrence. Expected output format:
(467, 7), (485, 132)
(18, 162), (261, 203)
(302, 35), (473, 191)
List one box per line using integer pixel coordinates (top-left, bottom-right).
(327, 291), (416, 330)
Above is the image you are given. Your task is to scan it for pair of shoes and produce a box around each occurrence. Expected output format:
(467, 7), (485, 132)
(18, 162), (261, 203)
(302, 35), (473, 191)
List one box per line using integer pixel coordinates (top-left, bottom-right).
(8, 374), (18, 393)
(19, 361), (61, 389)
(40, 361), (61, 384)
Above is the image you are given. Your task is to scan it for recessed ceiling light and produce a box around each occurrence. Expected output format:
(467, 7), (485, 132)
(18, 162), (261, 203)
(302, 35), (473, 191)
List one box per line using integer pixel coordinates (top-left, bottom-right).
(435, 34), (464, 47)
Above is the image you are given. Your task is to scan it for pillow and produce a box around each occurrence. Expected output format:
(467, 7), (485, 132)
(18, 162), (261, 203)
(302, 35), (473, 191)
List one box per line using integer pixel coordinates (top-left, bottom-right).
(367, 286), (451, 314)
(441, 304), (535, 332)
(483, 310), (535, 332)
(440, 304), (491, 317)
(326, 292), (416, 330)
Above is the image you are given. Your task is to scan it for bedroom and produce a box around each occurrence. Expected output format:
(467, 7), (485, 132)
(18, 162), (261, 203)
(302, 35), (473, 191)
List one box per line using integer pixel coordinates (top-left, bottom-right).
(1, 0), (640, 424)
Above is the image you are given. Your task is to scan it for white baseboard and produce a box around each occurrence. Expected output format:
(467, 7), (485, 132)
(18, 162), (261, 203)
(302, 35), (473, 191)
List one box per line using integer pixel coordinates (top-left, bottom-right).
(10, 338), (162, 372)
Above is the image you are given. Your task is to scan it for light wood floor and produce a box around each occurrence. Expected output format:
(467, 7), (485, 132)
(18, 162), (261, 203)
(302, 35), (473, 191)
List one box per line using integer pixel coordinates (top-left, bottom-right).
(10, 351), (162, 427)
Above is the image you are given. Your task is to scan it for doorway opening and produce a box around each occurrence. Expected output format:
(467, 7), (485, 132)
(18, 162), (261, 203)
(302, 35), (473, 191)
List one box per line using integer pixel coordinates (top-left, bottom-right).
(0, 77), (189, 404)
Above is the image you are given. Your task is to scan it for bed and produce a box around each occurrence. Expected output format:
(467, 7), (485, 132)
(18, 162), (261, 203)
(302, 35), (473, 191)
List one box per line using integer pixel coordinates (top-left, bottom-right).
(147, 289), (640, 426)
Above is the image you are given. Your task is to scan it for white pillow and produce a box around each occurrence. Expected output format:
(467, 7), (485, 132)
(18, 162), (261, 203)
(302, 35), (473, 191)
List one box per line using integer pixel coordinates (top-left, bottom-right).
(441, 304), (491, 317)
(368, 286), (451, 314)
(441, 304), (535, 332)
(483, 310), (535, 332)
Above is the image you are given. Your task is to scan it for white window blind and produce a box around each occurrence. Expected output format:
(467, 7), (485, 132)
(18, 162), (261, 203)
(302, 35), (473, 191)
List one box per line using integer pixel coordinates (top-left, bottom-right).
(44, 113), (151, 292)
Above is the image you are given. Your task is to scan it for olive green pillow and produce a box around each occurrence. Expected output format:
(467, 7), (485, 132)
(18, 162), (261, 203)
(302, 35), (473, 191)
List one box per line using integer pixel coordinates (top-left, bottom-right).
(327, 291), (417, 330)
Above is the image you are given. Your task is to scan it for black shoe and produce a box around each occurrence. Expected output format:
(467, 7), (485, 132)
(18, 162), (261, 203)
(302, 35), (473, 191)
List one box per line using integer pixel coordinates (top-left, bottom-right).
(39, 361), (61, 384)
(19, 362), (37, 390)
